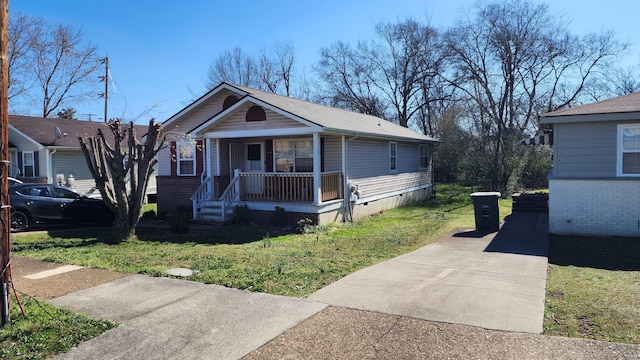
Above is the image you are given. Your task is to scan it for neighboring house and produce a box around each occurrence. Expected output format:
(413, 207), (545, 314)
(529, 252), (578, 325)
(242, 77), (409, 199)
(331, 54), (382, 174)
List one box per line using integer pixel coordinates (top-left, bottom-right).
(157, 82), (438, 224)
(539, 92), (640, 237)
(8, 115), (157, 201)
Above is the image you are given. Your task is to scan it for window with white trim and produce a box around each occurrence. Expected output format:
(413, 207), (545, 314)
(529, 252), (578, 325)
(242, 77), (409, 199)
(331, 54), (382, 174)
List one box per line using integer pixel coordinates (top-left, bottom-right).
(419, 144), (430, 169)
(274, 140), (313, 172)
(177, 141), (196, 176)
(22, 151), (34, 177)
(618, 124), (640, 176)
(389, 142), (397, 173)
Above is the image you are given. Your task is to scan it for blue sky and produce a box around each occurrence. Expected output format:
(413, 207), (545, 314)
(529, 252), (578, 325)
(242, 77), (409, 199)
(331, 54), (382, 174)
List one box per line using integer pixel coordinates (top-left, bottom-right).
(10, 0), (640, 123)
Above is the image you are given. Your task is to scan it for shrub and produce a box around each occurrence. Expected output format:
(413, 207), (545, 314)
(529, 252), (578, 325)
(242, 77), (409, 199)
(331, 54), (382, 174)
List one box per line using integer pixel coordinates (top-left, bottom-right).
(233, 204), (251, 224)
(165, 206), (192, 234)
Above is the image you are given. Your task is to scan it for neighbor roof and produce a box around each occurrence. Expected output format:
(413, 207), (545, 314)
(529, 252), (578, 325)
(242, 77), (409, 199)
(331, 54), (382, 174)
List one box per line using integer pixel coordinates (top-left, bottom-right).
(9, 115), (149, 148)
(540, 92), (640, 124)
(171, 82), (438, 143)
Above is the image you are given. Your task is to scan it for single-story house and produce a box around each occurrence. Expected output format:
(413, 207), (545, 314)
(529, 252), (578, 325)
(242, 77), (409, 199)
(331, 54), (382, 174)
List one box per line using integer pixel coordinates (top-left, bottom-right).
(157, 82), (438, 224)
(9, 115), (157, 201)
(540, 92), (640, 237)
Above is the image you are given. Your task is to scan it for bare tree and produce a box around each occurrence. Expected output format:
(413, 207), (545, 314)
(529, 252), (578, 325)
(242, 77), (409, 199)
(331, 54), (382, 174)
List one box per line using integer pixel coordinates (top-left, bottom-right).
(79, 119), (165, 244)
(315, 41), (388, 118)
(207, 42), (297, 96)
(207, 47), (257, 88)
(7, 12), (42, 101)
(442, 0), (627, 193)
(9, 12), (101, 117)
(316, 19), (445, 128)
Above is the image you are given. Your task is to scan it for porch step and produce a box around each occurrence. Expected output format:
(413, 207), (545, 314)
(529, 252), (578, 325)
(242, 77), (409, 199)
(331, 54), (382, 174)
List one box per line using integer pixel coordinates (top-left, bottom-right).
(196, 201), (235, 223)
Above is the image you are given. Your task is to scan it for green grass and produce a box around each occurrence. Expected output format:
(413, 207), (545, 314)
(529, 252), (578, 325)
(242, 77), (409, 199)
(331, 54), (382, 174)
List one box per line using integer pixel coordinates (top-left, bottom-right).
(544, 235), (640, 344)
(0, 294), (116, 359)
(12, 184), (487, 298)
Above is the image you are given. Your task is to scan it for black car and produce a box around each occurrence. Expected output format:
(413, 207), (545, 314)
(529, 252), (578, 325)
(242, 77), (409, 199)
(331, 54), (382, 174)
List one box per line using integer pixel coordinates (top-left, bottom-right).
(10, 183), (115, 232)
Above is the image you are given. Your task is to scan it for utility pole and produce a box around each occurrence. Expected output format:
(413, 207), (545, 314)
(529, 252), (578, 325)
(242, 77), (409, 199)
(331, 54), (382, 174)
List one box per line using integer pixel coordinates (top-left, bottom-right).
(0, 0), (11, 327)
(99, 57), (108, 122)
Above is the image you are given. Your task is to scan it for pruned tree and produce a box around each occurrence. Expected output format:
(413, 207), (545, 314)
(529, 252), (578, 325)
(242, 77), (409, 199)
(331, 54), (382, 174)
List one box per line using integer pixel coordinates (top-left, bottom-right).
(79, 119), (166, 244)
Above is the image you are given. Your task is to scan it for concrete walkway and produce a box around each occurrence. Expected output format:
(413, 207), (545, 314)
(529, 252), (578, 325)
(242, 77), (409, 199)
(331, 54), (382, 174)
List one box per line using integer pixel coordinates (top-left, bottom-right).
(44, 212), (551, 359)
(309, 212), (549, 333)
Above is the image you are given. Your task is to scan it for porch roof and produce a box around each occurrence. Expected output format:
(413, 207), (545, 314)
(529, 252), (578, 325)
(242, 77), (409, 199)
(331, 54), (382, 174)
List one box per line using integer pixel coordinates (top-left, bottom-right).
(183, 82), (438, 143)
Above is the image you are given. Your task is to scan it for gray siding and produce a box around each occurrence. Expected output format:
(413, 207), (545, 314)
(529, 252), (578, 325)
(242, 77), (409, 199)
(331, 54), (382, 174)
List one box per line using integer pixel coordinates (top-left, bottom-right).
(347, 139), (432, 198)
(323, 135), (342, 172)
(553, 122), (617, 177)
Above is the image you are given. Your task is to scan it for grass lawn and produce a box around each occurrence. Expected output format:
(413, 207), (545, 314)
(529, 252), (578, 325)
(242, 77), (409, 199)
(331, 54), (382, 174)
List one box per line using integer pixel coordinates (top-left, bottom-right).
(11, 184), (497, 298)
(1, 295), (116, 359)
(544, 235), (640, 344)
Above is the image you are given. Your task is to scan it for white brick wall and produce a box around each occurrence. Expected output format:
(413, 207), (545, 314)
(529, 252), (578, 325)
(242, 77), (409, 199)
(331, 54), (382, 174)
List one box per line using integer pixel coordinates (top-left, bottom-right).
(549, 179), (640, 237)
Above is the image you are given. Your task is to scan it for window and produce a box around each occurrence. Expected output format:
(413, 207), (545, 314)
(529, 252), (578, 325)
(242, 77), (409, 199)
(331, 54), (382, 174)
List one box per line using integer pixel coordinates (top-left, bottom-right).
(274, 140), (313, 172)
(177, 141), (196, 176)
(419, 145), (430, 169)
(246, 105), (266, 122)
(389, 142), (397, 173)
(223, 95), (238, 110)
(22, 151), (34, 177)
(618, 124), (640, 176)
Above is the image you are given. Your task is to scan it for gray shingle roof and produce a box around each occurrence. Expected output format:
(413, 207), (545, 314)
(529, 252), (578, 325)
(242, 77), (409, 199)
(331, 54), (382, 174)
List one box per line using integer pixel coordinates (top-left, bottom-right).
(186, 82), (437, 143)
(541, 92), (640, 118)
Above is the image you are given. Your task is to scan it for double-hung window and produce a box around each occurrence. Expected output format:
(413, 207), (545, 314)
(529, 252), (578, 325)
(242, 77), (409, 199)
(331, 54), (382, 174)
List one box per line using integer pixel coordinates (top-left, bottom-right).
(618, 124), (640, 176)
(419, 144), (430, 170)
(177, 141), (196, 176)
(389, 142), (397, 173)
(22, 151), (34, 177)
(274, 140), (313, 172)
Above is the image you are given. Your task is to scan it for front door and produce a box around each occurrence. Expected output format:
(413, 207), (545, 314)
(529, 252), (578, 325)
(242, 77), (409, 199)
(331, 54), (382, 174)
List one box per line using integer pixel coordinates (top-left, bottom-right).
(246, 143), (263, 172)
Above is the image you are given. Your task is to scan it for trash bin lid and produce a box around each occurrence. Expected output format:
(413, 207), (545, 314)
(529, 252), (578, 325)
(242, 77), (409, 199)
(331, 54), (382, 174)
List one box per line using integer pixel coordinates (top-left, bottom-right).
(470, 192), (501, 197)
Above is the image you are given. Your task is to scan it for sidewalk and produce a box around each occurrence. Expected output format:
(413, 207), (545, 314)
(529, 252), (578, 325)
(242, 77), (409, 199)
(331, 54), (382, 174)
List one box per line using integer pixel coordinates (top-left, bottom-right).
(10, 212), (640, 359)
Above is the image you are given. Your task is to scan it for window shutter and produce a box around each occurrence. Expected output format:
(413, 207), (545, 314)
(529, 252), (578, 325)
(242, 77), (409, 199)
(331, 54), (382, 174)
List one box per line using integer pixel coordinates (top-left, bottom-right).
(34, 152), (39, 176)
(195, 140), (204, 176)
(170, 141), (177, 176)
(265, 139), (273, 172)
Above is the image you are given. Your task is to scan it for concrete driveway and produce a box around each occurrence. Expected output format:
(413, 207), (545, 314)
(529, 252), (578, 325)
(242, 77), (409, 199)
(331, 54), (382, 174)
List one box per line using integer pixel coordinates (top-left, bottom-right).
(309, 212), (549, 333)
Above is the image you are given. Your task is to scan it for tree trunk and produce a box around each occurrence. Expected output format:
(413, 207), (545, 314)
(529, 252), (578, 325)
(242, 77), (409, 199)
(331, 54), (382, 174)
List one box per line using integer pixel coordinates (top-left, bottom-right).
(110, 217), (136, 244)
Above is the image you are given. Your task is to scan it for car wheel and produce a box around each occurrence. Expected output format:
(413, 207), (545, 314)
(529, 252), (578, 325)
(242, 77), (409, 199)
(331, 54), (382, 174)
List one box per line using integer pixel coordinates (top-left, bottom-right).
(11, 210), (29, 232)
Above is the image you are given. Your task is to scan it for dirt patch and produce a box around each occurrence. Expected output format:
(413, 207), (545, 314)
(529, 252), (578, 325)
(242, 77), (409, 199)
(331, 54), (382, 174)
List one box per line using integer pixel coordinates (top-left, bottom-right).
(9, 256), (129, 300)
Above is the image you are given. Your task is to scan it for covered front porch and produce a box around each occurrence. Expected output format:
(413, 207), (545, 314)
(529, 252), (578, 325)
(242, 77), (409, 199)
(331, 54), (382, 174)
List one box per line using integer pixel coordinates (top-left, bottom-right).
(191, 133), (345, 222)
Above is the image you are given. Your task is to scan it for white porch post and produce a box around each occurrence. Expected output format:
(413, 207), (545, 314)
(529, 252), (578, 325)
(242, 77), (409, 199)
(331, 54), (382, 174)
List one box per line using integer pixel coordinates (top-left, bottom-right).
(313, 132), (321, 205)
(205, 137), (213, 195)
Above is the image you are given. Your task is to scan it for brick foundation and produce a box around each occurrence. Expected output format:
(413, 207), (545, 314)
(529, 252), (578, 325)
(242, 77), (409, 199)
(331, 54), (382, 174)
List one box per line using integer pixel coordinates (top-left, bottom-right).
(549, 178), (640, 237)
(156, 176), (201, 217)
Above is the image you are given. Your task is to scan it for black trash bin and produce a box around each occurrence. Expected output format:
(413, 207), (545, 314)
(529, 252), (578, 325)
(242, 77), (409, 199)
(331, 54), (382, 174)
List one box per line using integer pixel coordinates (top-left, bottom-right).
(470, 192), (501, 232)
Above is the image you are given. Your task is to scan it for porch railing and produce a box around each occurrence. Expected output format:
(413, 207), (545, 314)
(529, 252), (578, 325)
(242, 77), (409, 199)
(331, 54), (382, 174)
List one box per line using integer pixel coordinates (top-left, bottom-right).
(238, 171), (342, 202)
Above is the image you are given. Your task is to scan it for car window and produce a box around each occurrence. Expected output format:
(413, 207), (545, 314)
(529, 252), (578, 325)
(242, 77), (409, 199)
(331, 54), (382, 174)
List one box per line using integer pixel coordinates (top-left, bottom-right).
(19, 186), (51, 197)
(53, 187), (80, 199)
